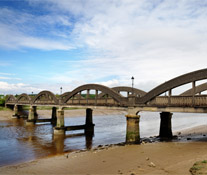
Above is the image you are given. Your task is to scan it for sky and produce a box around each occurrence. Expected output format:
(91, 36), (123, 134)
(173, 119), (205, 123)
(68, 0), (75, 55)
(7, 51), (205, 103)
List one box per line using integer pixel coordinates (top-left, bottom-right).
(0, 0), (207, 95)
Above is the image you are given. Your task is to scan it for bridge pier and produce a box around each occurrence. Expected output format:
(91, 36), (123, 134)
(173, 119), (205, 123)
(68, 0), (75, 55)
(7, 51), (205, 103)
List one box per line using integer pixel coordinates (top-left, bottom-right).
(51, 107), (57, 125)
(26, 106), (38, 125)
(125, 114), (140, 144)
(85, 108), (95, 136)
(54, 108), (65, 135)
(159, 112), (173, 138)
(12, 104), (20, 118)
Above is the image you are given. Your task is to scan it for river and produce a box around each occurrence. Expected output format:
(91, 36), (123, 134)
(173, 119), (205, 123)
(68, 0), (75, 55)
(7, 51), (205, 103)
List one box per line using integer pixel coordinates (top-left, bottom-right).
(0, 111), (207, 167)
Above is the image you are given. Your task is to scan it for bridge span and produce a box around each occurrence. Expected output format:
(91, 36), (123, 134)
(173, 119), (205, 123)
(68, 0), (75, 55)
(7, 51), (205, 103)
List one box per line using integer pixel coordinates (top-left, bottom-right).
(5, 68), (207, 144)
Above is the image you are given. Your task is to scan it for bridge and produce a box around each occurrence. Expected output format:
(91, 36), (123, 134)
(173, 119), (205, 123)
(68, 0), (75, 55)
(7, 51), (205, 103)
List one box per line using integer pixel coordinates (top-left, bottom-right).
(5, 68), (207, 144)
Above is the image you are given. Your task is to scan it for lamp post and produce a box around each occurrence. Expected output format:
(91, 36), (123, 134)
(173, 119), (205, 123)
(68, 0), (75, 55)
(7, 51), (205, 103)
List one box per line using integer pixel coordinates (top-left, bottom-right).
(131, 76), (134, 95)
(60, 87), (62, 95)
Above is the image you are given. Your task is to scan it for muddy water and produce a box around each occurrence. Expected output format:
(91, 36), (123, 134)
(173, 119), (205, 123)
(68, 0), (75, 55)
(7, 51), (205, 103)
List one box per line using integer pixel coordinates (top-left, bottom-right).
(1, 112), (207, 166)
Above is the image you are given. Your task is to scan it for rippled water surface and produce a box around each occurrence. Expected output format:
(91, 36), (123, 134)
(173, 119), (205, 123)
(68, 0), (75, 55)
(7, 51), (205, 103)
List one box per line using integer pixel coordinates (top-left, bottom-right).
(1, 111), (207, 166)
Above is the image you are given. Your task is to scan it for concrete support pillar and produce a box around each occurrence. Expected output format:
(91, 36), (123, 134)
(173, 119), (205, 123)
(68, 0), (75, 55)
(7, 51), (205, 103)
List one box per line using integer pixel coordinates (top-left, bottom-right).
(51, 107), (57, 125)
(86, 108), (93, 124)
(159, 112), (173, 138)
(27, 106), (37, 124)
(54, 108), (65, 135)
(85, 134), (93, 150)
(87, 89), (90, 98)
(128, 95), (136, 107)
(125, 114), (140, 144)
(192, 81), (196, 105)
(33, 106), (38, 119)
(85, 108), (94, 135)
(78, 92), (81, 104)
(12, 105), (20, 118)
(53, 135), (64, 153)
(95, 90), (98, 105)
(168, 89), (172, 105)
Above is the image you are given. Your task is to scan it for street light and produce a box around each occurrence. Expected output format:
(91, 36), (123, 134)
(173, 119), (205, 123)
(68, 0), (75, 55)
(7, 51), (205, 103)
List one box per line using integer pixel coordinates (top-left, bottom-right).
(131, 76), (134, 95)
(60, 87), (62, 95)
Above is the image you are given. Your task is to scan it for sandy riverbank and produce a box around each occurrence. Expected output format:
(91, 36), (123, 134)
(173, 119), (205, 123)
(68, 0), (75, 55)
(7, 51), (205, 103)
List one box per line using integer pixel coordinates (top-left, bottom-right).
(1, 109), (207, 174)
(0, 110), (13, 121)
(1, 139), (207, 174)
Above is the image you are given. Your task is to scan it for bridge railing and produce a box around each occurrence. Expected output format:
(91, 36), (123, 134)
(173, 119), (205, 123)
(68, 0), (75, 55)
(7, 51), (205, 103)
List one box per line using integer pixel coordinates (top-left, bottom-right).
(6, 96), (129, 107)
(146, 95), (207, 107)
(65, 98), (123, 106)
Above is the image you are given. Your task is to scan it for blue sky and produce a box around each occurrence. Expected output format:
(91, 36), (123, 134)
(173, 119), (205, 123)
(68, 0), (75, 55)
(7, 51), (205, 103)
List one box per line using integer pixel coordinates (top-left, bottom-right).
(0, 0), (207, 94)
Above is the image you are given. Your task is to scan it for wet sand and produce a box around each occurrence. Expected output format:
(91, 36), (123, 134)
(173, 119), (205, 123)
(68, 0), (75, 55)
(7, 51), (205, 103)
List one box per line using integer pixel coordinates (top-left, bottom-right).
(0, 110), (13, 121)
(1, 110), (207, 174)
(1, 140), (207, 174)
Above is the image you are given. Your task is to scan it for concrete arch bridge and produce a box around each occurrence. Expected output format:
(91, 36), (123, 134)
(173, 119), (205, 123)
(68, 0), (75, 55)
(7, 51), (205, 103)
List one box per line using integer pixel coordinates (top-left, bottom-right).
(5, 68), (207, 144)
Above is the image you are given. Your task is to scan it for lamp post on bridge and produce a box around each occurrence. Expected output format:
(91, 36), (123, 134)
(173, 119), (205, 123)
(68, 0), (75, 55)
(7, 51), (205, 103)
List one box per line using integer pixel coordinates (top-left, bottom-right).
(131, 76), (134, 95)
(60, 87), (62, 95)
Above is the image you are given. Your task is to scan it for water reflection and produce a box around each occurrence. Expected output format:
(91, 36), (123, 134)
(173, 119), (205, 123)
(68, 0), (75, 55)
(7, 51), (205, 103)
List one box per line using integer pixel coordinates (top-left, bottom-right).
(0, 116), (97, 167)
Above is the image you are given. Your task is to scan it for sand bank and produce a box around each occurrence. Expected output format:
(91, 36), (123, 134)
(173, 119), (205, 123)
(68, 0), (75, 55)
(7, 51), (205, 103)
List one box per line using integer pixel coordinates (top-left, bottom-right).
(0, 110), (13, 121)
(1, 140), (207, 175)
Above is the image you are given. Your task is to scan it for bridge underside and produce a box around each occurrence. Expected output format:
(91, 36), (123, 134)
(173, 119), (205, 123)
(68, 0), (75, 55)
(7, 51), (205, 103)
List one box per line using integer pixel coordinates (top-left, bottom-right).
(6, 103), (127, 111)
(134, 106), (207, 114)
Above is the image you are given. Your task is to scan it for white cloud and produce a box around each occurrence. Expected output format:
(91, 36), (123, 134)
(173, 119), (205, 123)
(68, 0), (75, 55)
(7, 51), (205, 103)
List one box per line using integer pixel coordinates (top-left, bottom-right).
(0, 81), (43, 94)
(0, 7), (74, 50)
(0, 77), (9, 80)
(0, 73), (21, 81)
(0, 73), (14, 76)
(1, 0), (207, 93)
(0, 23), (73, 50)
(57, 0), (207, 89)
(99, 79), (120, 87)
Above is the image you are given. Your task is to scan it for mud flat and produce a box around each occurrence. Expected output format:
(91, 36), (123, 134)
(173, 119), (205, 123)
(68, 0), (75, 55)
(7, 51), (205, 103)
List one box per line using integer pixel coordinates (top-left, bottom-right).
(0, 110), (13, 121)
(1, 141), (207, 175)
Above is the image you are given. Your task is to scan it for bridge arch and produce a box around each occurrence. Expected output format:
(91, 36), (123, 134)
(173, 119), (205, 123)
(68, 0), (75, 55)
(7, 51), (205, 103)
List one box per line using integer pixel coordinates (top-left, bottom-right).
(98, 86), (146, 98)
(63, 84), (124, 104)
(5, 95), (16, 104)
(32, 90), (59, 105)
(137, 68), (207, 104)
(16, 93), (32, 104)
(180, 82), (207, 96)
(60, 92), (71, 100)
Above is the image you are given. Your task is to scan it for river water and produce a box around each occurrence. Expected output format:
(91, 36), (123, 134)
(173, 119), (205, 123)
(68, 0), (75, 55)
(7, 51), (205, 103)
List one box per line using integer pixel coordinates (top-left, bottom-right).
(0, 111), (207, 167)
